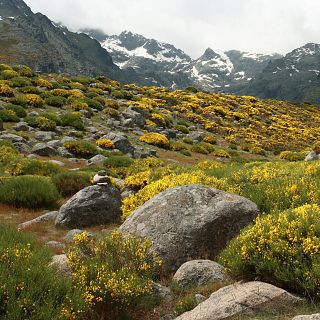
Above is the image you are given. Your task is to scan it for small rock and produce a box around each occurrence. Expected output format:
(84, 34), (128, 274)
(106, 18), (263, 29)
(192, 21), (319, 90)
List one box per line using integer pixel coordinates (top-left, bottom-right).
(173, 260), (225, 287)
(305, 150), (320, 161)
(48, 159), (65, 167)
(87, 154), (107, 166)
(152, 283), (172, 300)
(292, 315), (320, 320)
(64, 229), (94, 241)
(195, 294), (206, 305)
(47, 140), (62, 149)
(50, 254), (72, 277)
(13, 122), (31, 131)
(35, 131), (56, 142)
(18, 211), (59, 230)
(0, 133), (26, 143)
(93, 170), (111, 184)
(57, 147), (73, 158)
(46, 241), (66, 250)
(31, 143), (57, 156)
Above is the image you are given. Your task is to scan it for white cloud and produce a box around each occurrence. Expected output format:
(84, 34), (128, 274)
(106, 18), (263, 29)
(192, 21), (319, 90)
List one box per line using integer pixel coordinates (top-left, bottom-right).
(24, 0), (320, 58)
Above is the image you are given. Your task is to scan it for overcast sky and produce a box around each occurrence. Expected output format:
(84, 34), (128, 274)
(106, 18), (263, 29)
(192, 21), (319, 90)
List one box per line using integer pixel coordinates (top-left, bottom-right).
(24, 0), (320, 58)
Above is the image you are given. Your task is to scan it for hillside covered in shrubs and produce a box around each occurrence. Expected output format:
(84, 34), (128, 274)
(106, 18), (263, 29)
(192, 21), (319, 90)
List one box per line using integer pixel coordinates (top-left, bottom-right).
(1, 63), (320, 319)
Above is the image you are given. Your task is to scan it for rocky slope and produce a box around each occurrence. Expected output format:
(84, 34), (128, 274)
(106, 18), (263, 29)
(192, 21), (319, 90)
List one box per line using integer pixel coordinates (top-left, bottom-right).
(241, 43), (320, 103)
(0, 0), (123, 78)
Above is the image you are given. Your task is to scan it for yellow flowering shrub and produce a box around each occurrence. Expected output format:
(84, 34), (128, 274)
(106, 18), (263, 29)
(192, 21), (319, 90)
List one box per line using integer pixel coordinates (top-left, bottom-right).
(122, 171), (230, 219)
(279, 151), (305, 161)
(36, 78), (53, 89)
(67, 231), (162, 313)
(0, 145), (18, 163)
(0, 83), (14, 97)
(63, 140), (98, 159)
(124, 170), (151, 190)
(1, 69), (19, 79)
(25, 94), (44, 108)
(0, 223), (87, 319)
(219, 204), (320, 298)
(96, 138), (115, 149)
(203, 135), (217, 144)
(212, 149), (231, 158)
(139, 132), (170, 148)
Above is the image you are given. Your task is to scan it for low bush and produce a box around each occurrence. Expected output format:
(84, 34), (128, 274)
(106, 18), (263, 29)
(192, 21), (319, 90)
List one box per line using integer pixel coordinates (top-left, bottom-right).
(212, 149), (231, 158)
(19, 86), (40, 94)
(1, 69), (19, 79)
(170, 141), (188, 151)
(191, 142), (215, 154)
(42, 112), (62, 126)
(6, 158), (62, 177)
(139, 133), (170, 149)
(0, 109), (19, 122)
(5, 104), (27, 117)
(203, 135), (217, 145)
(173, 124), (189, 134)
(0, 175), (59, 209)
(219, 204), (320, 299)
(25, 94), (44, 108)
(96, 138), (115, 149)
(104, 155), (134, 168)
(67, 231), (162, 316)
(279, 151), (305, 161)
(63, 140), (98, 158)
(0, 83), (14, 97)
(9, 95), (27, 107)
(52, 171), (92, 197)
(25, 116), (56, 131)
(11, 76), (32, 87)
(45, 95), (67, 107)
(0, 223), (87, 319)
(60, 112), (84, 130)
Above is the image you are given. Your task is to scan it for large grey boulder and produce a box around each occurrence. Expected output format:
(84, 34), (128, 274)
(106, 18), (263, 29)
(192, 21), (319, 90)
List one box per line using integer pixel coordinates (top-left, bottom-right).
(55, 184), (122, 229)
(104, 132), (134, 155)
(175, 281), (304, 320)
(120, 184), (259, 272)
(122, 107), (146, 128)
(293, 315), (320, 320)
(173, 260), (225, 287)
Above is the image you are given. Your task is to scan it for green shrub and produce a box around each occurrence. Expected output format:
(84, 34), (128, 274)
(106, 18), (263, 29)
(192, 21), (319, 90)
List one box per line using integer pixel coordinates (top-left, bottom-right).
(170, 141), (188, 151)
(83, 97), (103, 110)
(25, 116), (56, 131)
(191, 142), (215, 154)
(5, 104), (27, 117)
(0, 175), (59, 209)
(219, 204), (320, 298)
(180, 149), (192, 156)
(52, 171), (92, 197)
(63, 140), (98, 158)
(15, 65), (33, 77)
(10, 76), (32, 87)
(105, 99), (120, 109)
(183, 138), (194, 145)
(104, 108), (119, 118)
(1, 69), (19, 79)
(6, 158), (62, 177)
(0, 223), (87, 319)
(104, 156), (134, 168)
(67, 231), (162, 315)
(212, 149), (231, 158)
(9, 95), (27, 107)
(42, 112), (62, 126)
(111, 90), (133, 100)
(185, 86), (198, 93)
(45, 95), (67, 107)
(174, 294), (197, 316)
(19, 86), (40, 94)
(60, 113), (84, 130)
(174, 124), (189, 134)
(0, 109), (19, 122)
(279, 151), (305, 162)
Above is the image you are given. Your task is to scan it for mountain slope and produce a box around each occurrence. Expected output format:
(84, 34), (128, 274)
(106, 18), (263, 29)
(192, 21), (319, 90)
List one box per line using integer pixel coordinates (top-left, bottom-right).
(99, 30), (281, 91)
(0, 0), (122, 78)
(241, 43), (320, 103)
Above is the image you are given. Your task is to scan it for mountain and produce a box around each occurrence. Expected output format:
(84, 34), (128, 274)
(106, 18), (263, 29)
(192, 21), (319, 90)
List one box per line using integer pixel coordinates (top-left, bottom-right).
(99, 30), (281, 91)
(241, 43), (320, 103)
(0, 0), (122, 78)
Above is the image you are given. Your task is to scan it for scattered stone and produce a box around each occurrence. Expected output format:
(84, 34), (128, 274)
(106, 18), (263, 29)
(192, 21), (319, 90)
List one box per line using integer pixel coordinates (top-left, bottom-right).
(29, 111), (39, 117)
(120, 184), (259, 273)
(121, 189), (135, 199)
(195, 294), (206, 305)
(57, 147), (73, 157)
(18, 211), (59, 230)
(87, 154), (107, 166)
(55, 184), (122, 229)
(34, 131), (56, 141)
(292, 315), (320, 320)
(305, 150), (320, 161)
(47, 140), (62, 149)
(173, 260), (225, 287)
(13, 122), (31, 131)
(122, 107), (146, 128)
(31, 143), (57, 156)
(0, 133), (26, 143)
(13, 142), (31, 153)
(93, 170), (111, 184)
(104, 132), (134, 155)
(50, 254), (72, 277)
(152, 283), (172, 300)
(46, 241), (66, 250)
(175, 281), (304, 320)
